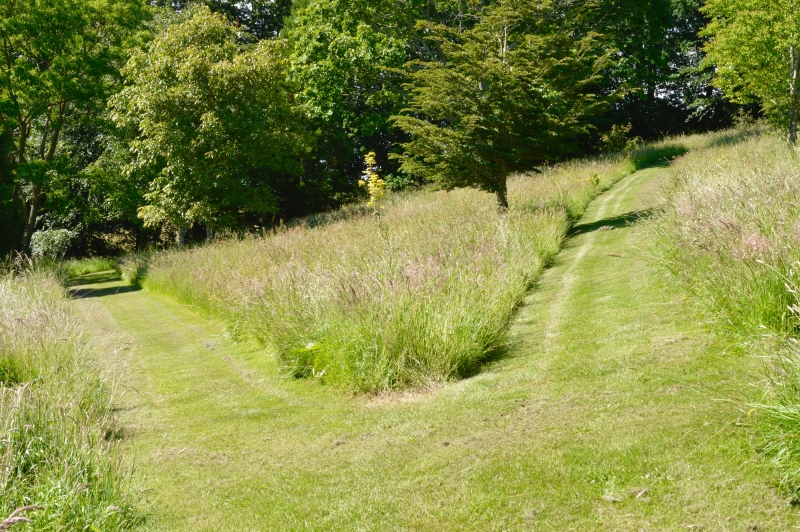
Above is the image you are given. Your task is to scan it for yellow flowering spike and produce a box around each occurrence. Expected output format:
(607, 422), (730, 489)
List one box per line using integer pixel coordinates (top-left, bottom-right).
(362, 151), (387, 210)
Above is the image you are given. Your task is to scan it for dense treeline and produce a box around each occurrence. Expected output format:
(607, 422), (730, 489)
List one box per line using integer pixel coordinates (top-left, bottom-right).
(0, 0), (786, 258)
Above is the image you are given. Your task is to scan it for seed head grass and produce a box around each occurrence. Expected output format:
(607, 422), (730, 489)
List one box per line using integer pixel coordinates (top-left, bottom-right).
(0, 270), (138, 529)
(655, 126), (800, 493)
(145, 141), (691, 392)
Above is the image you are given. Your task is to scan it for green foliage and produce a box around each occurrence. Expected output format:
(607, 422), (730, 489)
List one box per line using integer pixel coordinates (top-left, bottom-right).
(601, 124), (634, 152)
(30, 229), (77, 260)
(392, 0), (609, 210)
(0, 270), (138, 529)
(154, 0), (294, 39)
(285, 0), (412, 189)
(110, 6), (309, 233)
(587, 0), (740, 138)
(703, 0), (800, 139)
(0, 0), (150, 253)
(287, 0), (406, 132)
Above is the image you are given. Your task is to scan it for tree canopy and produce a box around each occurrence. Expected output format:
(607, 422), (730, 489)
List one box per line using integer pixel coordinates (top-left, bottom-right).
(109, 6), (308, 238)
(703, 0), (800, 142)
(392, 0), (608, 210)
(0, 0), (149, 253)
(0, 0), (772, 257)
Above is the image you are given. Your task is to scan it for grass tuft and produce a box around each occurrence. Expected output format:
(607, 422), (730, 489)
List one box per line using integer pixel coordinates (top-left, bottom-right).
(119, 253), (149, 287)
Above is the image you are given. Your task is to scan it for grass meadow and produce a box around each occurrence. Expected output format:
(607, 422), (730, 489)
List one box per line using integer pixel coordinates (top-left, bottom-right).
(145, 142), (689, 392)
(75, 141), (800, 530)
(0, 270), (137, 529)
(656, 127), (800, 493)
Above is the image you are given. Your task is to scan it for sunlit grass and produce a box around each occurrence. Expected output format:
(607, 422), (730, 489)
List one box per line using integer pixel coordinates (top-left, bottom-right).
(81, 143), (800, 530)
(655, 126), (800, 493)
(145, 140), (690, 392)
(0, 270), (138, 529)
(60, 257), (119, 280)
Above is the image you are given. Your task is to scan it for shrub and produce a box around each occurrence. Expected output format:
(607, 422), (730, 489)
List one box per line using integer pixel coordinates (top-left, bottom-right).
(30, 229), (76, 260)
(601, 123), (634, 152)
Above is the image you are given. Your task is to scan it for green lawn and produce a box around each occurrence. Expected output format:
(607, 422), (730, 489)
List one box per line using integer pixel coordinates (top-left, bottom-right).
(73, 164), (799, 530)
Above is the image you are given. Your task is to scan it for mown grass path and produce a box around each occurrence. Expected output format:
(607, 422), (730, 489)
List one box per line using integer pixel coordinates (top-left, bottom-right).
(75, 165), (799, 531)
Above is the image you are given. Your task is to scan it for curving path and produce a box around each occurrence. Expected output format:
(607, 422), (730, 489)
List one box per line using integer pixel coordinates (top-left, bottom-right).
(75, 164), (799, 531)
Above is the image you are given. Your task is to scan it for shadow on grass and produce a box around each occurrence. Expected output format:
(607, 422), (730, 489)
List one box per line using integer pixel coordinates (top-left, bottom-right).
(69, 284), (141, 299)
(455, 344), (512, 381)
(66, 270), (121, 287)
(568, 208), (653, 237)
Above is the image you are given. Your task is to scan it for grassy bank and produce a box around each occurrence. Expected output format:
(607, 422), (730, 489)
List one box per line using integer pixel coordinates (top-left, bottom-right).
(0, 270), (137, 529)
(655, 127), (800, 492)
(75, 157), (800, 530)
(145, 141), (689, 392)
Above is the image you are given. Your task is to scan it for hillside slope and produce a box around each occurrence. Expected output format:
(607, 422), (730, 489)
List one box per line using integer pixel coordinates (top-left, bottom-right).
(73, 161), (798, 530)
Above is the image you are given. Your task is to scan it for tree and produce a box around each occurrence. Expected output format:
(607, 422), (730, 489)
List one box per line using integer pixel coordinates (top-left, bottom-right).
(153, 0), (294, 39)
(110, 6), (308, 242)
(581, 0), (727, 140)
(0, 0), (149, 254)
(392, 0), (608, 211)
(702, 0), (800, 143)
(285, 0), (409, 179)
(284, 0), (476, 191)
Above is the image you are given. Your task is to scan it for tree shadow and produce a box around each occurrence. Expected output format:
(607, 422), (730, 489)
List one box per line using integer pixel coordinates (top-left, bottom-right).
(69, 284), (141, 299)
(568, 208), (653, 237)
(66, 270), (121, 287)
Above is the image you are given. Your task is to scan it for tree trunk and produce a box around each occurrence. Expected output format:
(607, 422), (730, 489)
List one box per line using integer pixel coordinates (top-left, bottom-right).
(177, 226), (187, 247)
(790, 44), (800, 145)
(20, 184), (41, 255)
(206, 227), (214, 242)
(495, 176), (509, 213)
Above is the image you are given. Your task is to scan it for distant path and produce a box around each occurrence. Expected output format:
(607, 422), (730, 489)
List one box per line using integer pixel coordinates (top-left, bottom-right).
(74, 165), (798, 531)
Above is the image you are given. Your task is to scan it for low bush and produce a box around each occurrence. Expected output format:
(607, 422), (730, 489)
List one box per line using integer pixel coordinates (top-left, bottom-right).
(30, 229), (77, 260)
(146, 139), (692, 392)
(0, 270), (138, 529)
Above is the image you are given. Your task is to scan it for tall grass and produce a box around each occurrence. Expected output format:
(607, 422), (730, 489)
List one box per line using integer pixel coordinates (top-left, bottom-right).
(119, 253), (149, 287)
(60, 257), (119, 280)
(657, 130), (800, 337)
(145, 140), (689, 392)
(655, 127), (800, 492)
(0, 270), (138, 529)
